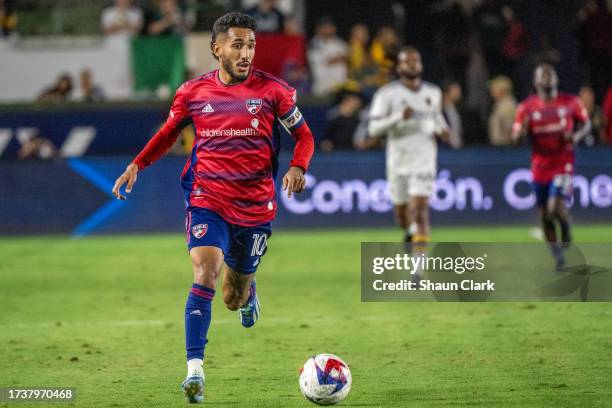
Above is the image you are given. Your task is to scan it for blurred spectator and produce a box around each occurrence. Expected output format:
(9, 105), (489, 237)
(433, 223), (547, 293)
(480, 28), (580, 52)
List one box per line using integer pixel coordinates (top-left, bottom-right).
(578, 86), (603, 146)
(279, 15), (309, 93)
(170, 125), (195, 155)
(533, 35), (561, 66)
(442, 81), (463, 149)
(348, 24), (369, 77)
(283, 14), (301, 35)
(246, 0), (284, 34)
(369, 26), (399, 86)
(434, 3), (472, 92)
(488, 76), (517, 146)
(320, 90), (363, 151)
(18, 137), (58, 160)
(308, 17), (348, 97)
(146, 0), (193, 36)
(473, 0), (507, 77)
(602, 86), (612, 144)
(500, 6), (529, 90)
(78, 69), (106, 102)
(37, 74), (73, 103)
(101, 0), (143, 37)
(0, 0), (16, 37)
(281, 60), (309, 95)
(347, 24), (378, 93)
(577, 0), (612, 103)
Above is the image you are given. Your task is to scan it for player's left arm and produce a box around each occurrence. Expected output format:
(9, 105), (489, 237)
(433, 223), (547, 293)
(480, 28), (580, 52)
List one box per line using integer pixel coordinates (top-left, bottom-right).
(568, 96), (591, 144)
(434, 91), (451, 143)
(277, 88), (314, 198)
(112, 84), (191, 200)
(511, 102), (529, 144)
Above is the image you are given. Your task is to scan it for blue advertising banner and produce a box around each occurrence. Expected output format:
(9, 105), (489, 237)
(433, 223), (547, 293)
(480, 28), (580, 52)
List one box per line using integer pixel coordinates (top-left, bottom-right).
(1, 149), (610, 235)
(0, 104), (329, 157)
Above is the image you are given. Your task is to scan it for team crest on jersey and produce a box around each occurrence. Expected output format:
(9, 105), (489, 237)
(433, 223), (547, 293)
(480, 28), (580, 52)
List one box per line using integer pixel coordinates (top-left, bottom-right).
(191, 223), (208, 239)
(246, 98), (263, 114)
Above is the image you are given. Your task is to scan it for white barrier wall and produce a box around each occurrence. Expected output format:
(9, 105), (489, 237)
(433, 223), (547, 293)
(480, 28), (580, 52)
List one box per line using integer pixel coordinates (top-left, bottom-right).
(0, 36), (134, 102)
(0, 33), (223, 102)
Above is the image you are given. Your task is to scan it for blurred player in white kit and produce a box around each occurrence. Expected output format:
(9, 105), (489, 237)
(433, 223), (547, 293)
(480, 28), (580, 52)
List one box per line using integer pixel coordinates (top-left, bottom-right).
(368, 46), (449, 280)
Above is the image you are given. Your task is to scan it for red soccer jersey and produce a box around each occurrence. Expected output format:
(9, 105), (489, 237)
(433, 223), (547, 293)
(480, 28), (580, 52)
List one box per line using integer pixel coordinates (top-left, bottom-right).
(132, 69), (314, 226)
(513, 93), (588, 183)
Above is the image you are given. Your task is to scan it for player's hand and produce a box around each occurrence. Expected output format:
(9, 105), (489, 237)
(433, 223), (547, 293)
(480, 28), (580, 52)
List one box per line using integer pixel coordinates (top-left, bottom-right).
(520, 115), (530, 135)
(112, 163), (139, 200)
(282, 166), (306, 198)
(403, 106), (414, 119)
(437, 128), (451, 143)
(512, 116), (530, 144)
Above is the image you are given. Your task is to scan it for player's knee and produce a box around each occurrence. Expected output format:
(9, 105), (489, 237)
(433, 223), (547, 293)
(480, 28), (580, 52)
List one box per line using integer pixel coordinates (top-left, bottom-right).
(540, 211), (554, 225)
(190, 252), (221, 287)
(551, 206), (567, 220)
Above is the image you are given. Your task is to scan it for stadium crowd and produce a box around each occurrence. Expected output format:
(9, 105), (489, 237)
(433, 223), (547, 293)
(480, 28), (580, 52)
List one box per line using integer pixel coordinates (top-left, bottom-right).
(1, 0), (611, 149)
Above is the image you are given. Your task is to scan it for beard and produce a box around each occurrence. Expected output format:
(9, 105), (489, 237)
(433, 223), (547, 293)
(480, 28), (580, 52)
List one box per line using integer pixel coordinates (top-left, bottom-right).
(538, 84), (556, 96)
(222, 58), (249, 83)
(399, 71), (421, 81)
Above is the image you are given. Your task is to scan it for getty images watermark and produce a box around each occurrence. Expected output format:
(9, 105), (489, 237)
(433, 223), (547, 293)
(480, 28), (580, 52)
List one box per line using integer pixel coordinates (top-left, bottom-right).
(361, 243), (612, 302)
(371, 252), (493, 292)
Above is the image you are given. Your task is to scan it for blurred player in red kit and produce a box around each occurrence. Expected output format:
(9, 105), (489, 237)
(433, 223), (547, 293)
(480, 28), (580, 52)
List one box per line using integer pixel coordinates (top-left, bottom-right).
(512, 63), (591, 270)
(112, 12), (314, 403)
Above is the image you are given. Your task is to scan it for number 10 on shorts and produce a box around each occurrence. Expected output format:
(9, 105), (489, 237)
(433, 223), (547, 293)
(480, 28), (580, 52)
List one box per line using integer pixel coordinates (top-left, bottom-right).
(251, 234), (268, 256)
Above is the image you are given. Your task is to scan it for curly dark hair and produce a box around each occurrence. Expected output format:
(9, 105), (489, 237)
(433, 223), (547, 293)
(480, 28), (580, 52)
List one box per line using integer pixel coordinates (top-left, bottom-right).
(210, 12), (257, 60)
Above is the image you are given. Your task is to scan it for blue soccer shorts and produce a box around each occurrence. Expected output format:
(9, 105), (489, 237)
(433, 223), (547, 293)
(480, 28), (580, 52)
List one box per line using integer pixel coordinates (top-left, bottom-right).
(185, 207), (271, 274)
(532, 174), (573, 208)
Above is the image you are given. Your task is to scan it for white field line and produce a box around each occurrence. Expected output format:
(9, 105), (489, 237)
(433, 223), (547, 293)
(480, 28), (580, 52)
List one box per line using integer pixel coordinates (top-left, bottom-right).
(0, 316), (343, 329)
(0, 314), (410, 330)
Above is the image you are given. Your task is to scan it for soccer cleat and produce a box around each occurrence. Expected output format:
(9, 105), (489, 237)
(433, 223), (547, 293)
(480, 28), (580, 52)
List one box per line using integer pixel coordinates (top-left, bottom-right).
(555, 253), (566, 273)
(181, 373), (205, 404)
(239, 281), (260, 328)
(551, 244), (566, 273)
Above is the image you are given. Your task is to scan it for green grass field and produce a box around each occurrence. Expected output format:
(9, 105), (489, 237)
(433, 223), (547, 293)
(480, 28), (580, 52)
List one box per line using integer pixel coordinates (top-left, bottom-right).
(1, 225), (612, 407)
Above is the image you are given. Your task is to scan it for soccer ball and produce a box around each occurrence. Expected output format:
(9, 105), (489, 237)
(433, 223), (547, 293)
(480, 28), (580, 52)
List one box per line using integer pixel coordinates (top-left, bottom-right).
(299, 354), (352, 405)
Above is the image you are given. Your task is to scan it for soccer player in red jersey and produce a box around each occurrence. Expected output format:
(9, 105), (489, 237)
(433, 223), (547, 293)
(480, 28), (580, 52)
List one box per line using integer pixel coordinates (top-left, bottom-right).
(512, 63), (591, 270)
(111, 12), (314, 403)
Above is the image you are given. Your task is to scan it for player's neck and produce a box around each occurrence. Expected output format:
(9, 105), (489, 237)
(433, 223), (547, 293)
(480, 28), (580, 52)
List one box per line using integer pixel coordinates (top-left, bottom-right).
(218, 68), (247, 86)
(538, 89), (557, 102)
(401, 77), (421, 91)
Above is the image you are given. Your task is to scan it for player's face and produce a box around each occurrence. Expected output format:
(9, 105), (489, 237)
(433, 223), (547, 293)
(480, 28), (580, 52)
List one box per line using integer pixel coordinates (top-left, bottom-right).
(396, 50), (422, 80)
(216, 27), (256, 82)
(534, 64), (558, 93)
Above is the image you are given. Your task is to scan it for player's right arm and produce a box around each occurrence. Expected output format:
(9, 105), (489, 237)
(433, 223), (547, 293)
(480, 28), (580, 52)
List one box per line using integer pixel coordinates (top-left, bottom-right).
(511, 101), (529, 145)
(112, 85), (191, 200)
(368, 87), (405, 138)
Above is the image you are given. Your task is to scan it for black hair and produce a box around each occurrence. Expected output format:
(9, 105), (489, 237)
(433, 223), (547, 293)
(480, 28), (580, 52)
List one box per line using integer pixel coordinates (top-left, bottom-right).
(398, 45), (420, 57)
(210, 12), (257, 60)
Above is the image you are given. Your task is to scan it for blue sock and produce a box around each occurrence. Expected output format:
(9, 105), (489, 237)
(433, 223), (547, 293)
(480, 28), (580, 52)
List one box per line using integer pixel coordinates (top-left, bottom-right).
(185, 283), (215, 361)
